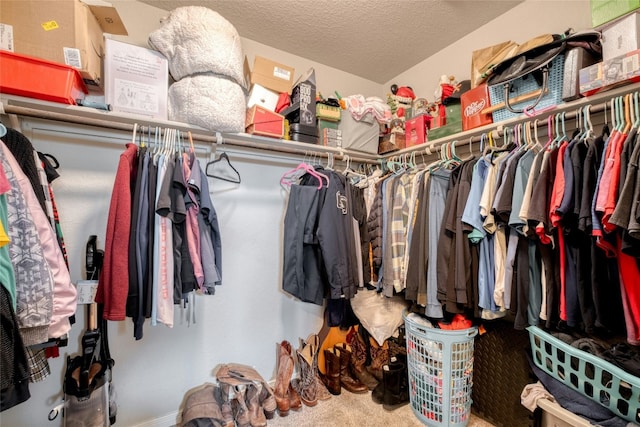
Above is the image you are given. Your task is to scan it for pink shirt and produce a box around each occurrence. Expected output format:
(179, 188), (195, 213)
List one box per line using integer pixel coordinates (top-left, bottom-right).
(182, 153), (204, 289)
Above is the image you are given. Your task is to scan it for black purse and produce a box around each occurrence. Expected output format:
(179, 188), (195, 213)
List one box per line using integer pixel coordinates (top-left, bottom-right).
(487, 30), (601, 114)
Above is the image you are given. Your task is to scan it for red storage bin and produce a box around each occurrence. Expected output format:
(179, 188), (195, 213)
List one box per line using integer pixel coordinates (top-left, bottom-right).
(0, 50), (88, 105)
(405, 113), (432, 147)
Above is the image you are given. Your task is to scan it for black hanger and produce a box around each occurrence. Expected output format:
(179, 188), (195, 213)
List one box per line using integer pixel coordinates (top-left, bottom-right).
(206, 152), (241, 184)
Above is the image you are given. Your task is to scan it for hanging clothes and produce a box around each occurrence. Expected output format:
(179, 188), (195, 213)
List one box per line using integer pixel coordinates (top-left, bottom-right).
(99, 137), (223, 340)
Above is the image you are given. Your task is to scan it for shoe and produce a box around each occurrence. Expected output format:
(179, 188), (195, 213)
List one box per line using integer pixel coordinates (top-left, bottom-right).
(322, 348), (341, 395)
(300, 334), (331, 401)
(381, 361), (410, 411)
(293, 337), (318, 407)
(232, 385), (251, 427)
(288, 382), (302, 412)
(215, 363), (276, 421)
(258, 382), (276, 420)
(334, 344), (368, 394)
(366, 341), (389, 382)
(346, 329), (379, 390)
(216, 382), (235, 427)
(245, 383), (266, 427)
(273, 341), (295, 416)
(179, 383), (224, 427)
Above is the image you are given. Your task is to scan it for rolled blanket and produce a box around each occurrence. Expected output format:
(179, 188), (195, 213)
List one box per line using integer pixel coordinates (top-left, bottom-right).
(148, 6), (244, 86)
(168, 74), (246, 133)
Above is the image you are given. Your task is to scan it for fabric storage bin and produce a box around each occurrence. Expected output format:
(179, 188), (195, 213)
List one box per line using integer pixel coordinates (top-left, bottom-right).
(489, 54), (565, 123)
(528, 326), (640, 424)
(338, 110), (380, 154)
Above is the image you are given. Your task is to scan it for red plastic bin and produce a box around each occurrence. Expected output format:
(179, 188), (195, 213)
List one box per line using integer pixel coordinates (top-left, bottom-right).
(0, 50), (88, 105)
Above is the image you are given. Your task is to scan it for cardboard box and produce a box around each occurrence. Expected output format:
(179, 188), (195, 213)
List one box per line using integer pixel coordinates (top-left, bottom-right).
(428, 121), (462, 141)
(378, 132), (405, 154)
(104, 39), (168, 120)
(591, 0), (640, 28)
(245, 55), (295, 94)
(602, 12), (640, 61)
(603, 48), (640, 84)
(461, 84), (493, 130)
(0, 0), (127, 88)
(579, 62), (605, 96)
(318, 119), (341, 147)
(246, 83), (279, 111)
(562, 47), (600, 101)
(291, 68), (317, 127)
(580, 49), (640, 96)
(246, 105), (284, 138)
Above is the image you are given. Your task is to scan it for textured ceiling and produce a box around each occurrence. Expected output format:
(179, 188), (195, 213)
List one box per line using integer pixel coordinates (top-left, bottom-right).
(138, 0), (523, 83)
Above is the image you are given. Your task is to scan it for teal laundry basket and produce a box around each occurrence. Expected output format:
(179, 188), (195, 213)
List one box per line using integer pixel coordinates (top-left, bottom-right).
(404, 312), (478, 426)
(528, 326), (640, 424)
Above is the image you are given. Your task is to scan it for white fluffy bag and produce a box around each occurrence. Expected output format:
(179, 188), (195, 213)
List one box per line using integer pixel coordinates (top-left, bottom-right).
(148, 6), (245, 85)
(168, 74), (246, 133)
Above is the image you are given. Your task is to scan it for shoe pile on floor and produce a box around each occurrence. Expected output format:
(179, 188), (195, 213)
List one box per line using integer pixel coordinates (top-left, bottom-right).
(177, 328), (410, 427)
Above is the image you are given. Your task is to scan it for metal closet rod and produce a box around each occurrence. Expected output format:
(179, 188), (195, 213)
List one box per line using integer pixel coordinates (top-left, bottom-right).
(1, 103), (380, 165)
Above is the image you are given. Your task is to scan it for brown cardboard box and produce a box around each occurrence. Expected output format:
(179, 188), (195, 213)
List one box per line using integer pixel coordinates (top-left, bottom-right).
(0, 0), (127, 87)
(245, 55), (295, 94)
(246, 105), (284, 138)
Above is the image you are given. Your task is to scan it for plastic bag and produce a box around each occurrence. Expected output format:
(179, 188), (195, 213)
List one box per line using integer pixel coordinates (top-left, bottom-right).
(350, 289), (408, 346)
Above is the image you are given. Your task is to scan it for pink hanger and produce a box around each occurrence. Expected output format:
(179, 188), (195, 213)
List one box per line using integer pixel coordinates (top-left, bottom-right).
(280, 163), (329, 190)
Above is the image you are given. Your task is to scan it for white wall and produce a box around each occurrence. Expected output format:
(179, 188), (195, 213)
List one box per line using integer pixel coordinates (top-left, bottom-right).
(1, 0), (594, 426)
(387, 0), (593, 102)
(107, 0), (382, 99)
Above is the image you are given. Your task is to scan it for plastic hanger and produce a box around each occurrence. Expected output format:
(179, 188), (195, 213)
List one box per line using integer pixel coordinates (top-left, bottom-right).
(633, 92), (640, 129)
(623, 94), (631, 135)
(206, 152), (241, 184)
(280, 162), (328, 190)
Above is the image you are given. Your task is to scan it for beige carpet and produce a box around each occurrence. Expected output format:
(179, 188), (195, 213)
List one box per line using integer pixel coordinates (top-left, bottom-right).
(266, 390), (495, 427)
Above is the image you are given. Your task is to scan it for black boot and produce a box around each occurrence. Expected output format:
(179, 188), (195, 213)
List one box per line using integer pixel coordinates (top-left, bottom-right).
(371, 356), (405, 405)
(381, 361), (409, 411)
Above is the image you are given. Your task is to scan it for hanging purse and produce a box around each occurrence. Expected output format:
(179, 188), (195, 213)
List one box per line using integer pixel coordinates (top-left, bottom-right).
(487, 30), (601, 115)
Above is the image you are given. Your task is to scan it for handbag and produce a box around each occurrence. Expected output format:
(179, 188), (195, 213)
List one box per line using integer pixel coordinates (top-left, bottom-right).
(487, 30), (601, 114)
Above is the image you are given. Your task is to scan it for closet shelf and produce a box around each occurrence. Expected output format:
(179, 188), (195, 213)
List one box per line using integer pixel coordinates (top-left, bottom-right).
(0, 94), (380, 164)
(3, 81), (640, 164)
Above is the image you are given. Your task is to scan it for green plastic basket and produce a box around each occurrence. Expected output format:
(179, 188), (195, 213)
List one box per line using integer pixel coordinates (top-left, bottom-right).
(527, 326), (640, 423)
(404, 311), (478, 426)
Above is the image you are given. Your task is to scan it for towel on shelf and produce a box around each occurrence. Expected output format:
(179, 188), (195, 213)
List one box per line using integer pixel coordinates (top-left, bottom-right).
(168, 74), (246, 133)
(148, 6), (245, 86)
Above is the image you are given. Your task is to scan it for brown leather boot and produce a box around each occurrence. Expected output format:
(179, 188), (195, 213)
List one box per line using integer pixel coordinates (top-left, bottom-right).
(232, 385), (251, 427)
(334, 344), (368, 394)
(367, 341), (389, 382)
(346, 332), (380, 390)
(216, 382), (235, 427)
(322, 348), (341, 395)
(299, 334), (331, 401)
(293, 339), (318, 407)
(288, 382), (302, 412)
(180, 383), (225, 427)
(258, 382), (276, 420)
(273, 341), (294, 416)
(245, 383), (267, 427)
